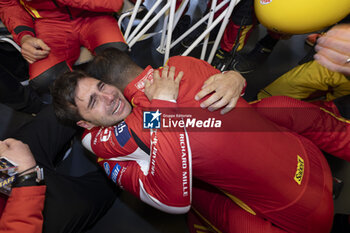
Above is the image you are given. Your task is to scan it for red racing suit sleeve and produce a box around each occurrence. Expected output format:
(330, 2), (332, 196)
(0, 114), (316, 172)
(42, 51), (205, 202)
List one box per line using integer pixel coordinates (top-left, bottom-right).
(0, 186), (46, 233)
(0, 0), (35, 45)
(251, 96), (350, 161)
(82, 100), (192, 214)
(56, 0), (123, 13)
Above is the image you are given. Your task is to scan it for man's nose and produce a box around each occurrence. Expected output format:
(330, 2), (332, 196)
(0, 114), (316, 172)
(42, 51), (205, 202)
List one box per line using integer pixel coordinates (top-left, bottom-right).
(101, 93), (115, 105)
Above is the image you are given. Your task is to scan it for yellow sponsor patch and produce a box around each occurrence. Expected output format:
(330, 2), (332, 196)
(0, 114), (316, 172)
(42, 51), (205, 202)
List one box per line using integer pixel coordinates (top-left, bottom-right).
(294, 155), (304, 185)
(0, 176), (15, 188)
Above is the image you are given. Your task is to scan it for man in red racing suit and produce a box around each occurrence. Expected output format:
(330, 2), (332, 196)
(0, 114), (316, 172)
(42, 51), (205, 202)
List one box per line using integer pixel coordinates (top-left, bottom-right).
(53, 51), (350, 233)
(0, 0), (126, 94)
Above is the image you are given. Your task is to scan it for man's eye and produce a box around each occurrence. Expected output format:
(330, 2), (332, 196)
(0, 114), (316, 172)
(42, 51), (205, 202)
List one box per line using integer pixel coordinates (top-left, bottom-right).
(99, 83), (105, 91)
(91, 98), (96, 109)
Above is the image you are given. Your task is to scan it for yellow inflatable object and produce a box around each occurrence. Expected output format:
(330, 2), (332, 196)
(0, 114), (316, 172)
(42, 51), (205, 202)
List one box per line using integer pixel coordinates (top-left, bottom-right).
(254, 0), (350, 34)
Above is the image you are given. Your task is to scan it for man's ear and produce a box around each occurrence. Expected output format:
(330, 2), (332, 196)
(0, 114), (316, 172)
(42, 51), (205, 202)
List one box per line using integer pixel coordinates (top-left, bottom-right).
(76, 120), (96, 129)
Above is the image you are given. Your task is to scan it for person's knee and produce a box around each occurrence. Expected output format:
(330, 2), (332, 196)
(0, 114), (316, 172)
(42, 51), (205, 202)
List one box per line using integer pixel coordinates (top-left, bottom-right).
(30, 61), (70, 95)
(95, 42), (129, 54)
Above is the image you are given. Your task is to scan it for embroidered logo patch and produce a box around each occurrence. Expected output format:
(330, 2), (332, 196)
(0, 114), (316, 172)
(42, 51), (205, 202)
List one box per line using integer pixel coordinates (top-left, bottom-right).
(135, 69), (154, 92)
(260, 0), (272, 5)
(111, 164), (121, 183)
(114, 121), (131, 147)
(294, 155), (304, 185)
(103, 162), (110, 176)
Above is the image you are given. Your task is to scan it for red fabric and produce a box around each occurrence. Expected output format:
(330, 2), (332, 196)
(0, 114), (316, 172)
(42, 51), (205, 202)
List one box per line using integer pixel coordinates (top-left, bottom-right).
(82, 56), (338, 233)
(267, 30), (291, 40)
(207, 0), (227, 19)
(190, 183), (286, 233)
(0, 0), (35, 44)
(0, 196), (7, 217)
(128, 0), (183, 11)
(0, 0), (125, 79)
(251, 97), (350, 161)
(190, 172), (332, 233)
(220, 20), (254, 52)
(0, 186), (46, 233)
(310, 100), (341, 116)
(207, 0), (255, 52)
(0, 0), (123, 44)
(175, 0), (183, 11)
(28, 15), (125, 79)
(128, 0), (142, 4)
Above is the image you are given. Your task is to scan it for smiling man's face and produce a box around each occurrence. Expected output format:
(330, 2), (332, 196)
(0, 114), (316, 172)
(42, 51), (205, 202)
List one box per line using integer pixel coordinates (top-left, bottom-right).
(74, 77), (132, 128)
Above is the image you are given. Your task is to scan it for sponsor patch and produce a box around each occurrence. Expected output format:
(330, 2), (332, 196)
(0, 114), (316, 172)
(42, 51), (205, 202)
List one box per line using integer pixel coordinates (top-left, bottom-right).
(111, 164), (122, 183)
(294, 155), (304, 185)
(103, 162), (110, 176)
(93, 128), (104, 145)
(0, 157), (17, 176)
(0, 175), (15, 188)
(0, 173), (15, 196)
(114, 121), (131, 147)
(135, 68), (154, 92)
(100, 128), (112, 142)
(143, 110), (161, 129)
(260, 0), (272, 5)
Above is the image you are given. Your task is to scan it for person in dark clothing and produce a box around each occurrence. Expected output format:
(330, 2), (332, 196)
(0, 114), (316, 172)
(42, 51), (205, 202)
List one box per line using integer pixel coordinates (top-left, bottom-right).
(0, 63), (118, 233)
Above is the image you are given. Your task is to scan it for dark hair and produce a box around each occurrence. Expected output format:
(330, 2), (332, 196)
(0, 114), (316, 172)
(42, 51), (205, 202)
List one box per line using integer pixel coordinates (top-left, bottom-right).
(86, 48), (138, 87)
(51, 70), (88, 123)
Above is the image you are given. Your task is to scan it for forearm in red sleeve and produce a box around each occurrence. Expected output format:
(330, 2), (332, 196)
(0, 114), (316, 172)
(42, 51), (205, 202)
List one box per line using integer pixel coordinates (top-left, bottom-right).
(57, 0), (123, 13)
(251, 96), (350, 161)
(0, 186), (46, 233)
(0, 0), (35, 45)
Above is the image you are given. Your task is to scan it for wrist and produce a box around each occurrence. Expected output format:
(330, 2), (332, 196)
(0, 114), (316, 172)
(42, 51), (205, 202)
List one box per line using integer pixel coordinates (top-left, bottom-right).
(20, 34), (32, 45)
(13, 172), (38, 187)
(240, 80), (247, 97)
(13, 166), (44, 187)
(153, 94), (177, 101)
(17, 165), (37, 176)
(150, 99), (177, 107)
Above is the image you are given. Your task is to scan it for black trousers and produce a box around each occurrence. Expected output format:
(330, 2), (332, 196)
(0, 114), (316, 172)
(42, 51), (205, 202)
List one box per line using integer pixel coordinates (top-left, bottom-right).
(230, 0), (255, 26)
(0, 62), (44, 114)
(0, 104), (118, 233)
(334, 94), (350, 119)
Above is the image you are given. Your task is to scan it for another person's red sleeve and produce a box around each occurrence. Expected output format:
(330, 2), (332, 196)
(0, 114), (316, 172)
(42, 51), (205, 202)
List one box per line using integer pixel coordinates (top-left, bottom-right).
(0, 0), (35, 44)
(0, 186), (46, 233)
(57, 0), (123, 13)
